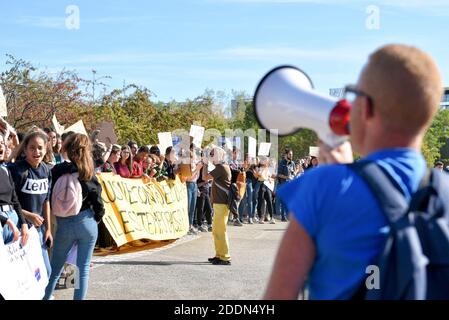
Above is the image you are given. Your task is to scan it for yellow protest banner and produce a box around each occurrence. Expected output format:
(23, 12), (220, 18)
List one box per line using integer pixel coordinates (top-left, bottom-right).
(97, 173), (189, 247)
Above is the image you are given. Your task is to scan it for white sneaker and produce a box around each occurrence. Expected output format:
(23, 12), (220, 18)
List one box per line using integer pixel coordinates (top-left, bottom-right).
(49, 295), (55, 300)
(270, 218), (276, 224)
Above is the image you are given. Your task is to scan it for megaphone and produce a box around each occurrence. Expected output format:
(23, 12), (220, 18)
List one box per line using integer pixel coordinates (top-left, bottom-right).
(253, 65), (352, 148)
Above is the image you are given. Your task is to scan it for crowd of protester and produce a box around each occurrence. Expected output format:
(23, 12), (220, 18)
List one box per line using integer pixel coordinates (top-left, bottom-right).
(0, 116), (320, 298)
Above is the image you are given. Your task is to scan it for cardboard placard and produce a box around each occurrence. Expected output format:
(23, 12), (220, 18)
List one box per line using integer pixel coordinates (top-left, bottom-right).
(258, 142), (271, 157)
(0, 227), (49, 300)
(248, 137), (257, 158)
(64, 120), (88, 136)
(264, 179), (275, 192)
(97, 122), (118, 145)
(52, 115), (65, 135)
(309, 146), (320, 157)
(189, 125), (205, 147)
(158, 132), (173, 156)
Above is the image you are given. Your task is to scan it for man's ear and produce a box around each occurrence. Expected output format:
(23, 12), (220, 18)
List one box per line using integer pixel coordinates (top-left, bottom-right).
(360, 96), (374, 121)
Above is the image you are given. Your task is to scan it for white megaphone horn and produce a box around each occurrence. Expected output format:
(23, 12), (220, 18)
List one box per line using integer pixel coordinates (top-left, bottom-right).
(253, 65), (351, 148)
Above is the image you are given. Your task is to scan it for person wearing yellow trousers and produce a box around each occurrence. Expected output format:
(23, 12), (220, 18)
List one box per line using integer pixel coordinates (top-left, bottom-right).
(201, 146), (232, 265)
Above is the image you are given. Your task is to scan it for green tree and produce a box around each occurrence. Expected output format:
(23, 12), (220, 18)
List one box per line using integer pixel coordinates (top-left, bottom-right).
(422, 109), (449, 166)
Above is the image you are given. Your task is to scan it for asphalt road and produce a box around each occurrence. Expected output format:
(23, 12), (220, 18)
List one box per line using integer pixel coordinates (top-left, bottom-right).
(54, 220), (289, 300)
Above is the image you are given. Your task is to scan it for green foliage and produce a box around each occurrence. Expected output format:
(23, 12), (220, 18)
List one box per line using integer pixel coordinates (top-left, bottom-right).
(2, 53), (448, 165)
(422, 109), (449, 167)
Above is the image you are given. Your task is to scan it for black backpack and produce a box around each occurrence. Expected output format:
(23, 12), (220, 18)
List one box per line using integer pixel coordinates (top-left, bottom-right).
(350, 161), (449, 300)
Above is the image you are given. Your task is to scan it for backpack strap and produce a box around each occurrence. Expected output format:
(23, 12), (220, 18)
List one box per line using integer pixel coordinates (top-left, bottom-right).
(348, 161), (409, 224)
(214, 180), (229, 196)
(349, 160), (432, 300)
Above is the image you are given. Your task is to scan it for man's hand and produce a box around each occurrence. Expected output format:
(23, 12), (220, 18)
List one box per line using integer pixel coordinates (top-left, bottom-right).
(318, 140), (354, 165)
(24, 212), (44, 227)
(44, 230), (53, 248)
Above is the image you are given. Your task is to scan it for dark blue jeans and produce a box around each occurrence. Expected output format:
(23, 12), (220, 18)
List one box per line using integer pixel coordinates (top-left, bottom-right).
(1, 209), (19, 244)
(275, 183), (287, 219)
(44, 209), (98, 300)
(252, 181), (262, 216)
(186, 182), (198, 226)
(37, 225), (52, 278)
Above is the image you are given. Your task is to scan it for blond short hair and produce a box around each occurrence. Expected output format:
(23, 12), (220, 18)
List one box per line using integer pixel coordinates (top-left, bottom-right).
(361, 44), (443, 135)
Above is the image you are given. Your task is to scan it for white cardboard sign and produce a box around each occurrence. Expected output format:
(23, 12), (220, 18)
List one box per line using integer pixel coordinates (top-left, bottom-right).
(189, 125), (205, 147)
(64, 120), (88, 136)
(248, 137), (257, 158)
(0, 227), (49, 300)
(158, 132), (173, 156)
(258, 142), (271, 157)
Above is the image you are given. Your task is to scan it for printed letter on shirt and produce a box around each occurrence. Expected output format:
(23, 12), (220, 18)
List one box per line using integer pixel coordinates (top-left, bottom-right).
(21, 178), (49, 195)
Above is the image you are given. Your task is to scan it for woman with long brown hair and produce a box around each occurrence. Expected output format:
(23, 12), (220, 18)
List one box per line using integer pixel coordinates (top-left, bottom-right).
(44, 133), (105, 300)
(114, 145), (133, 178)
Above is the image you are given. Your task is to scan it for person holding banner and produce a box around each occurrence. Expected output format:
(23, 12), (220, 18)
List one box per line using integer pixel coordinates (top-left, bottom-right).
(162, 147), (178, 180)
(132, 145), (150, 178)
(44, 133), (105, 300)
(9, 130), (53, 277)
(115, 145), (133, 178)
(102, 145), (120, 174)
(202, 146), (232, 265)
(128, 140), (138, 158)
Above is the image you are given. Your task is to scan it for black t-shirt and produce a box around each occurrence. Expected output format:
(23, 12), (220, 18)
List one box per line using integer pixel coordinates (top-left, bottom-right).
(9, 160), (52, 216)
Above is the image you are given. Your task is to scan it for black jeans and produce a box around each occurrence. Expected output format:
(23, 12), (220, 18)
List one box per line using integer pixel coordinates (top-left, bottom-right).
(257, 183), (274, 221)
(196, 193), (213, 226)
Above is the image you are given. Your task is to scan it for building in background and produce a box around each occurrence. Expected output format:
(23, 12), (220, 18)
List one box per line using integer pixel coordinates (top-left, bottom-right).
(440, 87), (449, 109)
